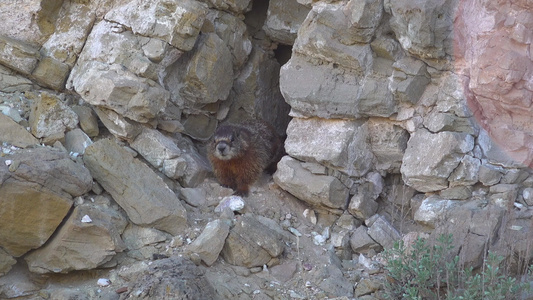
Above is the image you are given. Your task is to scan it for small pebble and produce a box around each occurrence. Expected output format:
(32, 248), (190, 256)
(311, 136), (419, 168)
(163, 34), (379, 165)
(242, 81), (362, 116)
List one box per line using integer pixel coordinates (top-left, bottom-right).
(81, 215), (92, 223)
(97, 278), (111, 287)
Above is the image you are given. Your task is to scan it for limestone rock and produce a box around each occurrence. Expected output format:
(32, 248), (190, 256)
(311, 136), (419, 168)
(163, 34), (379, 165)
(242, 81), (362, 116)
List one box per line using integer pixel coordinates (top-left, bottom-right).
(0, 147), (92, 257)
(117, 257), (217, 299)
(432, 203), (505, 269)
(285, 118), (373, 177)
(414, 196), (460, 228)
(71, 105), (99, 137)
(0, 248), (16, 276)
(165, 33), (233, 106)
(93, 107), (142, 141)
(0, 65), (33, 92)
(221, 214), (284, 268)
(489, 184), (519, 208)
(348, 183), (379, 220)
(204, 0), (252, 14)
(4, 147), (92, 198)
(280, 55), (397, 119)
(448, 155), (480, 187)
(368, 120), (409, 173)
(186, 219), (230, 266)
(105, 0), (208, 51)
(350, 226), (381, 254)
(0, 0), (63, 45)
(401, 129), (475, 192)
(294, 2), (374, 69)
(31, 56), (70, 90)
(130, 127), (181, 169)
(0, 113), (39, 148)
(274, 156), (349, 212)
(0, 35), (40, 75)
(389, 57), (430, 104)
(263, 0), (310, 45)
(205, 10), (251, 71)
(25, 203), (127, 274)
(29, 92), (78, 142)
(131, 127), (210, 187)
(64, 129), (92, 155)
(122, 225), (168, 251)
(388, 0), (454, 59)
(40, 2), (95, 68)
(478, 162), (504, 186)
(70, 61), (170, 123)
(366, 215), (401, 249)
(83, 139), (188, 236)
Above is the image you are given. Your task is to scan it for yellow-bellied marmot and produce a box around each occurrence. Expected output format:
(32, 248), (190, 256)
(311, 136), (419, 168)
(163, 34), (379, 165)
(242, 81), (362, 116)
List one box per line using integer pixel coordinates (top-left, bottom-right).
(208, 119), (283, 196)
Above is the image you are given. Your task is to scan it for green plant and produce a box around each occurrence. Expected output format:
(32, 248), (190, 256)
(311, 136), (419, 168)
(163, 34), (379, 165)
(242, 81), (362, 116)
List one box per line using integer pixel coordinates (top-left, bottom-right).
(383, 234), (531, 300)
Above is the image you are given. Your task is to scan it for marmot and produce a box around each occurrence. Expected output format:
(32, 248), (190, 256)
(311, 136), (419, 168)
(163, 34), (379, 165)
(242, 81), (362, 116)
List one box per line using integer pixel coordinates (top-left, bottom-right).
(208, 119), (283, 196)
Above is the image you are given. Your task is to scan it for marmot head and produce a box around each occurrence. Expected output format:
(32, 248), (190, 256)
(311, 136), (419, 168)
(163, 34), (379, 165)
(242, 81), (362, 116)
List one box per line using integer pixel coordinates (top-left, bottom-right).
(210, 124), (250, 160)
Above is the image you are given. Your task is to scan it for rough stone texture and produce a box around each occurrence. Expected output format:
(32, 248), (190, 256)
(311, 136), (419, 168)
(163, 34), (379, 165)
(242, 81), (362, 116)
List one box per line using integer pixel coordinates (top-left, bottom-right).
(130, 127), (182, 169)
(448, 155), (480, 187)
(0, 114), (39, 148)
(431, 202), (505, 269)
(274, 156), (349, 211)
(204, 10), (251, 71)
(0, 65), (33, 92)
(25, 203), (127, 274)
(186, 219), (230, 266)
(367, 119), (409, 173)
(366, 215), (401, 249)
(401, 129), (475, 192)
(71, 105), (99, 137)
(165, 33), (233, 106)
(389, 57), (431, 104)
(0, 147), (92, 257)
(348, 183), (379, 221)
(117, 257), (217, 299)
(456, 0), (533, 168)
(105, 0), (208, 52)
(31, 56), (70, 90)
(130, 128), (211, 188)
(204, 0), (251, 14)
(83, 139), (188, 236)
(280, 55), (397, 119)
(64, 129), (93, 155)
(93, 107), (143, 141)
(70, 61), (170, 123)
(294, 2), (375, 70)
(350, 226), (381, 254)
(387, 0), (454, 60)
(263, 0), (310, 45)
(29, 92), (78, 142)
(221, 214), (284, 268)
(0, 248), (16, 276)
(414, 196), (460, 228)
(285, 118), (373, 177)
(0, 35), (41, 75)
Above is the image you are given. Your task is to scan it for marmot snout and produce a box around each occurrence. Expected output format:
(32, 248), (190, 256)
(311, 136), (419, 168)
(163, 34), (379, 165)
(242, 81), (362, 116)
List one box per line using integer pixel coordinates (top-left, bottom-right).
(208, 119), (283, 196)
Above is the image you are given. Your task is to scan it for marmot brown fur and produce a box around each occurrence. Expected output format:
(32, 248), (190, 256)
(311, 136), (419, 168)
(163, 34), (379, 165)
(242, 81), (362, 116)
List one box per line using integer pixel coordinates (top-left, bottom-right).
(208, 119), (283, 196)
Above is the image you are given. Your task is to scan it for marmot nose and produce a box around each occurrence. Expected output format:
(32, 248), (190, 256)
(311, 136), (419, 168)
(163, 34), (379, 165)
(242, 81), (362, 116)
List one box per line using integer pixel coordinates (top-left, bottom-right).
(217, 143), (227, 153)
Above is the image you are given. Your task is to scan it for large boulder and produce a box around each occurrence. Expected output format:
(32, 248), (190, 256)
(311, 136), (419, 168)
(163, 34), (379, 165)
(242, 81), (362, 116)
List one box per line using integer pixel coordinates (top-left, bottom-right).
(221, 214), (284, 268)
(25, 203), (127, 274)
(274, 156), (349, 212)
(83, 139), (188, 236)
(401, 129), (475, 192)
(0, 147), (92, 257)
(285, 117), (373, 177)
(105, 0), (208, 52)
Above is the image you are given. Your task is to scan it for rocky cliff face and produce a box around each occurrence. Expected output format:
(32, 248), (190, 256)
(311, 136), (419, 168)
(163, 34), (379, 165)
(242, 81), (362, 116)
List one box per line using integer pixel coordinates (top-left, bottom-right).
(0, 0), (532, 299)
